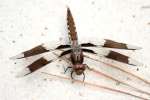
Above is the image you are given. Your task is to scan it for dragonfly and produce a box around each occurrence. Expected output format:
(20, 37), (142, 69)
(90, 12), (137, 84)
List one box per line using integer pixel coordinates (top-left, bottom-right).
(11, 7), (141, 81)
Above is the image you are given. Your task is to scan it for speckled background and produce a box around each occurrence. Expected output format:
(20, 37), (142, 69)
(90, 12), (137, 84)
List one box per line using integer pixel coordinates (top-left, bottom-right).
(0, 0), (150, 100)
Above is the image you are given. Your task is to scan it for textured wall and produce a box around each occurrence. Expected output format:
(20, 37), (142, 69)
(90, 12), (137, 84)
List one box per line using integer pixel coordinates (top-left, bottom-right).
(0, 0), (150, 100)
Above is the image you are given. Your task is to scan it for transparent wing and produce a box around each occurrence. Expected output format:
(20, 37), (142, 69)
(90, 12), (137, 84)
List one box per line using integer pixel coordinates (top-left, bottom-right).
(10, 43), (71, 59)
(82, 48), (141, 66)
(81, 39), (141, 50)
(17, 49), (71, 76)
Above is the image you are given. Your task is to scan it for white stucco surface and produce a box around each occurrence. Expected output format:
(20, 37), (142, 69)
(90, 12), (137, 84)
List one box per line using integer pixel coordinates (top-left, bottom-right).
(0, 0), (150, 100)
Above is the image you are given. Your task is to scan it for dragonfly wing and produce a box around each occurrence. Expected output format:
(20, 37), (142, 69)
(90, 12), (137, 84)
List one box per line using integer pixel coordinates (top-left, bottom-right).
(81, 39), (141, 50)
(11, 43), (71, 59)
(17, 49), (72, 76)
(82, 48), (141, 66)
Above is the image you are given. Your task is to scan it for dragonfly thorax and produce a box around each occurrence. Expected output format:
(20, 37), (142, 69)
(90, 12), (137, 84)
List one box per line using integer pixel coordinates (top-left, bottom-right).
(71, 47), (84, 64)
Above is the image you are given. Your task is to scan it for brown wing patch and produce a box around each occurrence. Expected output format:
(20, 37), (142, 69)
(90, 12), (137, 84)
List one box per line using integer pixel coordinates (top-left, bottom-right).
(82, 48), (97, 54)
(81, 43), (96, 47)
(25, 57), (52, 75)
(103, 39), (128, 49)
(105, 51), (129, 64)
(22, 46), (49, 58)
(56, 45), (71, 49)
(59, 49), (72, 57)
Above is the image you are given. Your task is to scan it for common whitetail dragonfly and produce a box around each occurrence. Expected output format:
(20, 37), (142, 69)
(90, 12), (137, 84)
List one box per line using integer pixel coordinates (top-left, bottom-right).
(11, 7), (141, 80)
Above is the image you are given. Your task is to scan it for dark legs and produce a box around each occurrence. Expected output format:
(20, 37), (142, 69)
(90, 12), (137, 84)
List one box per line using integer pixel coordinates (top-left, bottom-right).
(64, 67), (72, 73)
(82, 72), (85, 82)
(64, 66), (87, 82)
(71, 71), (74, 79)
(86, 64), (93, 70)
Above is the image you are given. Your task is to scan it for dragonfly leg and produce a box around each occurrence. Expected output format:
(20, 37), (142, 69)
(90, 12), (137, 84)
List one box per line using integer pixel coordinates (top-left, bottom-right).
(64, 67), (72, 74)
(82, 72), (85, 82)
(71, 71), (74, 80)
(85, 64), (93, 71)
